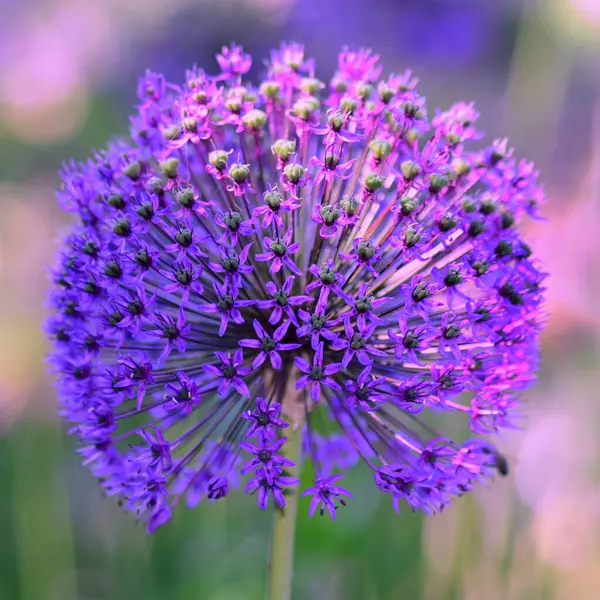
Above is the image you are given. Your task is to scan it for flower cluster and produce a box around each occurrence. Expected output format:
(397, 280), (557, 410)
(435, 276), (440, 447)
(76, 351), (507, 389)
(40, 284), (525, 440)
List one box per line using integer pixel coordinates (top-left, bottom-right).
(47, 44), (546, 532)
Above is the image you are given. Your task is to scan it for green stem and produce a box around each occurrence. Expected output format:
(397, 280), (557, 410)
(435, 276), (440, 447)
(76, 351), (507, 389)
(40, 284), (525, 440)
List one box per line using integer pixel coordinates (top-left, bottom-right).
(266, 423), (303, 600)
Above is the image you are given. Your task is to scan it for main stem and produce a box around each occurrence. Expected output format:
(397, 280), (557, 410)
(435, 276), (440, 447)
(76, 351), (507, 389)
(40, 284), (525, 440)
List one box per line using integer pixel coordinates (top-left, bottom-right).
(266, 422), (303, 600)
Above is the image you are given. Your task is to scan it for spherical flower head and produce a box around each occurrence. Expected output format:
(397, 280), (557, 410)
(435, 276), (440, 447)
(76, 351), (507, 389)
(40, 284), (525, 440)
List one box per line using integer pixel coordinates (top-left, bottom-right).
(47, 42), (547, 532)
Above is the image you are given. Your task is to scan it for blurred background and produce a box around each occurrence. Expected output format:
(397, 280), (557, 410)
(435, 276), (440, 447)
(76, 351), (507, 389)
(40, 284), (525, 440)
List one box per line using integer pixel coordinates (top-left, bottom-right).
(1, 0), (600, 598)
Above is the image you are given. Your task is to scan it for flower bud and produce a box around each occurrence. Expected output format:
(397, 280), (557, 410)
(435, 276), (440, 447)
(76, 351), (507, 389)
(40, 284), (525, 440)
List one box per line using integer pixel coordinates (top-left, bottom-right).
(209, 150), (229, 171)
(272, 139), (296, 162)
(242, 109), (267, 133)
(160, 158), (179, 179)
(229, 163), (250, 184)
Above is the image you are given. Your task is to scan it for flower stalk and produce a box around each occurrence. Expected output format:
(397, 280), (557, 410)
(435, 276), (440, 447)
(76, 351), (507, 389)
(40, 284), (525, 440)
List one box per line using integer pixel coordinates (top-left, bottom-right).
(267, 422), (303, 600)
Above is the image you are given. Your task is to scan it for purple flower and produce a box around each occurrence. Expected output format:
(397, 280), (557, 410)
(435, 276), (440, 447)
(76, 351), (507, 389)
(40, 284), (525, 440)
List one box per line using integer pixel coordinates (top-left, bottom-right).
(301, 475), (352, 520)
(258, 276), (313, 326)
(255, 228), (302, 275)
(47, 45), (546, 532)
(203, 281), (256, 336)
(239, 319), (301, 370)
(331, 321), (387, 369)
(295, 342), (343, 402)
(242, 397), (289, 442)
(245, 467), (300, 510)
(202, 349), (251, 397)
(240, 437), (295, 485)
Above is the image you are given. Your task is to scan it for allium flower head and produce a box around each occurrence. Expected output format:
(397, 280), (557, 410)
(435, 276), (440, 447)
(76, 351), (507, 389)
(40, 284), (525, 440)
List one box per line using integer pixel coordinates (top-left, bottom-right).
(47, 43), (546, 532)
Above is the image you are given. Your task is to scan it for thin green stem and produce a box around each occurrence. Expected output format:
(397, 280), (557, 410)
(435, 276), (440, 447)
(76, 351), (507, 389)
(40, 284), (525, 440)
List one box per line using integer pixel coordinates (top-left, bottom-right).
(266, 423), (303, 600)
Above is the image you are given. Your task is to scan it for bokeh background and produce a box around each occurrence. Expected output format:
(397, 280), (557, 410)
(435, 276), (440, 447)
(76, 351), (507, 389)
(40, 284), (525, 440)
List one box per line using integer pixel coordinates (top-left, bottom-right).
(1, 0), (600, 598)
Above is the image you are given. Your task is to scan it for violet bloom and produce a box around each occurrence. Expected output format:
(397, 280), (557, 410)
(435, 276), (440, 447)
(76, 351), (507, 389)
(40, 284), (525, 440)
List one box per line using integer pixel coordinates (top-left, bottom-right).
(301, 475), (352, 520)
(47, 44), (546, 532)
(331, 321), (387, 369)
(255, 228), (302, 275)
(258, 276), (313, 326)
(294, 342), (343, 402)
(239, 319), (301, 370)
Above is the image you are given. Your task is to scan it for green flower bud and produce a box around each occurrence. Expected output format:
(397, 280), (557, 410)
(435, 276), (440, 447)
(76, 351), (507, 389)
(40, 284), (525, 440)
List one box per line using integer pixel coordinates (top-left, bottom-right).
(293, 97), (319, 120)
(107, 194), (125, 210)
(357, 83), (373, 100)
(209, 150), (229, 171)
(461, 198), (477, 213)
(468, 220), (486, 237)
(113, 219), (131, 237)
(480, 199), (496, 215)
(284, 163), (306, 185)
(272, 139), (296, 161)
(402, 101), (422, 119)
(340, 96), (358, 114)
(223, 211), (242, 231)
(403, 128), (420, 144)
(364, 174), (384, 192)
(270, 239), (287, 257)
(328, 111), (345, 132)
(501, 211), (515, 229)
(242, 109), (267, 132)
(444, 268), (462, 286)
(123, 161), (141, 180)
(400, 197), (418, 216)
(137, 202), (154, 221)
(325, 152), (340, 169)
(183, 117), (198, 132)
(494, 240), (513, 258)
(229, 163), (249, 184)
(226, 97), (242, 114)
(177, 189), (195, 208)
(429, 174), (449, 193)
(160, 158), (179, 179)
(443, 324), (461, 339)
(453, 158), (471, 176)
(438, 215), (457, 232)
(264, 190), (283, 210)
(404, 228), (421, 248)
(260, 80), (281, 99)
(332, 78), (347, 94)
(378, 82), (395, 104)
(341, 196), (360, 216)
(320, 204), (341, 225)
(300, 77), (324, 95)
(369, 140), (392, 162)
(163, 125), (181, 140)
(357, 241), (376, 261)
(401, 160), (421, 181)
(411, 283), (430, 302)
